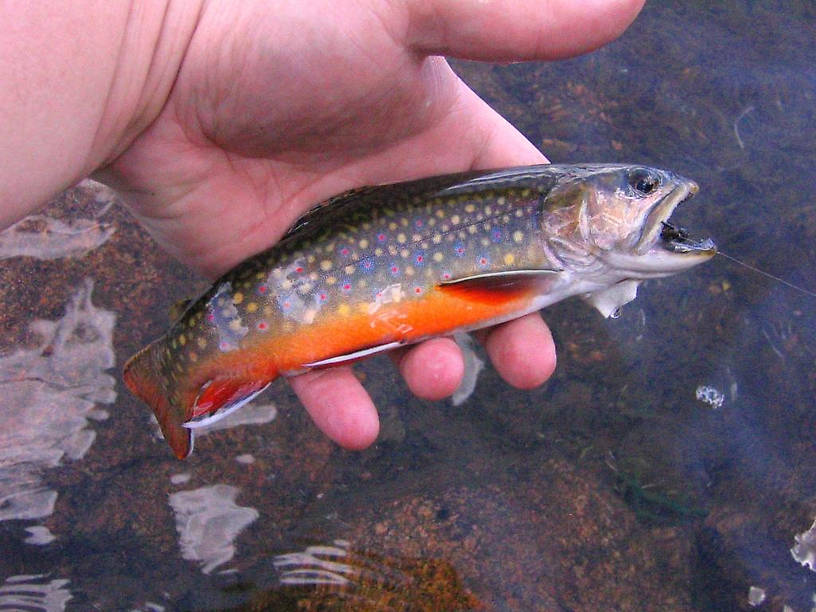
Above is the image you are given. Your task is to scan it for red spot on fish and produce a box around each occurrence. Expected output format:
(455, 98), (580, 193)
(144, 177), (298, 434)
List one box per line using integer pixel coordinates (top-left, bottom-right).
(295, 266), (304, 274)
(415, 220), (423, 228)
(415, 254), (424, 264)
(414, 287), (422, 294)
(342, 283), (352, 292)
(319, 293), (327, 301)
(207, 313), (215, 322)
(257, 284), (268, 294)
(340, 247), (350, 256)
(442, 272), (451, 280)
(479, 257), (488, 266)
(377, 233), (386, 243)
(257, 321), (268, 331)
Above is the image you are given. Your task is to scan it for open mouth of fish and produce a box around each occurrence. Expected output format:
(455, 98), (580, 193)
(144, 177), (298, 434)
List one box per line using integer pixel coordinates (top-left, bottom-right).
(636, 179), (716, 266)
(603, 179), (715, 274)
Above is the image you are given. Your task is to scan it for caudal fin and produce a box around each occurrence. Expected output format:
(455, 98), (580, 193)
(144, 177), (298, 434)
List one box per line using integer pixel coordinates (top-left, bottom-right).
(123, 340), (192, 459)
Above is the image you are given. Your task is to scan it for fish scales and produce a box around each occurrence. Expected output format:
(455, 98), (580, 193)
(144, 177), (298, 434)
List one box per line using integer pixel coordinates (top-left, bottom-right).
(124, 164), (715, 458)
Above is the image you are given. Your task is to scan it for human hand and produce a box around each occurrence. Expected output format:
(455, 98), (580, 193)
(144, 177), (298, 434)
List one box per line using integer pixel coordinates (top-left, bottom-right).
(96, 0), (645, 449)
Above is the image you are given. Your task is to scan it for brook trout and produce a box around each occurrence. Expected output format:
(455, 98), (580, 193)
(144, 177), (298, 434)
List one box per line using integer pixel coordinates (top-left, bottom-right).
(124, 164), (715, 458)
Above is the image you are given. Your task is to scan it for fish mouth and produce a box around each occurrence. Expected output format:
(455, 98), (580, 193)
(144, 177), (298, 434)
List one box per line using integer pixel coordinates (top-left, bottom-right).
(604, 177), (715, 275)
(635, 179), (700, 254)
(637, 179), (716, 263)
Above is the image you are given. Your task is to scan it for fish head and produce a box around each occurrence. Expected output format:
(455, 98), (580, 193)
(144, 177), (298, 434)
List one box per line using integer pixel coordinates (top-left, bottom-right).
(542, 165), (716, 276)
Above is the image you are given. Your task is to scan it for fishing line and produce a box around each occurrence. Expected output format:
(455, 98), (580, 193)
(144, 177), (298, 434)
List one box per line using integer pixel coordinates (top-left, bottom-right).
(716, 251), (816, 298)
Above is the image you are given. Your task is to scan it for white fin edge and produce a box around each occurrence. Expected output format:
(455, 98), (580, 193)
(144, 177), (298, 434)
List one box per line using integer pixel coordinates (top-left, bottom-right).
(183, 383), (271, 430)
(302, 341), (404, 368)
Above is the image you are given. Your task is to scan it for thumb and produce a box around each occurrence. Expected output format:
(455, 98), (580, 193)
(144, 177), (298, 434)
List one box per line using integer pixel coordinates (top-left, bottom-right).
(404, 0), (645, 61)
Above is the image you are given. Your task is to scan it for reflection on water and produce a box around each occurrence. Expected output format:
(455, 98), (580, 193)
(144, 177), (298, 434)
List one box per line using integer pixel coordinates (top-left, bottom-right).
(0, 180), (115, 261)
(0, 278), (115, 522)
(169, 484), (259, 575)
(792, 520), (816, 573)
(239, 540), (482, 611)
(0, 574), (72, 611)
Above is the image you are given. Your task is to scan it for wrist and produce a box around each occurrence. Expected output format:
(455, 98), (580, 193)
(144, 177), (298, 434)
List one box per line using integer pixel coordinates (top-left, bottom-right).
(90, 0), (206, 170)
(0, 0), (204, 226)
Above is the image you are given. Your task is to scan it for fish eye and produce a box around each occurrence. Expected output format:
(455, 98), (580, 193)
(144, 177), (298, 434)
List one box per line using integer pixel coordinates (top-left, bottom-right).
(627, 169), (660, 196)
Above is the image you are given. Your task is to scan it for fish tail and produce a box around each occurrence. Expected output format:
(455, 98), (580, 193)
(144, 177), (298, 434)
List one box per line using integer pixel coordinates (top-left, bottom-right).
(123, 339), (192, 459)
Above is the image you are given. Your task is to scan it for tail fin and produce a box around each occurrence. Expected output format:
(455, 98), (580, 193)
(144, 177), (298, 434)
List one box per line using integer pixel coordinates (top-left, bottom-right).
(123, 339), (192, 459)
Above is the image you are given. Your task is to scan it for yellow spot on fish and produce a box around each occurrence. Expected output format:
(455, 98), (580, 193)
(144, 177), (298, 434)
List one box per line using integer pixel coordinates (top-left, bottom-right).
(504, 253), (515, 265)
(320, 260), (333, 271)
(451, 215), (461, 225)
(389, 222), (398, 230)
(178, 334), (186, 346)
(433, 252), (443, 262)
(464, 204), (475, 213)
(359, 239), (369, 249)
(189, 352), (198, 363)
(246, 302), (258, 313)
(400, 248), (410, 258)
(233, 292), (244, 304)
(197, 337), (207, 349)
(281, 279), (293, 290)
(338, 303), (351, 316)
(397, 233), (407, 244)
(405, 266), (415, 277)
(228, 319), (243, 331)
(432, 234), (442, 244)
(497, 196), (506, 205)
(263, 305), (273, 316)
(513, 230), (524, 243)
(435, 210), (445, 219)
(325, 276), (336, 285)
(344, 265), (355, 275)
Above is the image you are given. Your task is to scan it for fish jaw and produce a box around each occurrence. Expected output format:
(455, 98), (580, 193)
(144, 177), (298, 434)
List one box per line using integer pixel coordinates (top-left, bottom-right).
(601, 177), (716, 277)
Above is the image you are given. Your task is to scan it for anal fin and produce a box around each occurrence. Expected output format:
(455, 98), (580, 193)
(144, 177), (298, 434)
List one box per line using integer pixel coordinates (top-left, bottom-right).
(185, 378), (271, 429)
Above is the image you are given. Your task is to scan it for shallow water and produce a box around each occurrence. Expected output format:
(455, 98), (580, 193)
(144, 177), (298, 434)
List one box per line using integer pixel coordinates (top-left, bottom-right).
(1, 1), (814, 610)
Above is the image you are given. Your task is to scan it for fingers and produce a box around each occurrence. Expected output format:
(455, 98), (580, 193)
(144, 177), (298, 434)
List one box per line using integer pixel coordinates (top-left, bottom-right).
(393, 337), (465, 400)
(477, 312), (557, 389)
(405, 0), (645, 61)
(289, 366), (380, 449)
(397, 312), (555, 400)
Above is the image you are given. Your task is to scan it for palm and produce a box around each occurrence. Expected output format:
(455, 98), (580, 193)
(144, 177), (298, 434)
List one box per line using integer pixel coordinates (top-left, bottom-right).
(105, 0), (642, 449)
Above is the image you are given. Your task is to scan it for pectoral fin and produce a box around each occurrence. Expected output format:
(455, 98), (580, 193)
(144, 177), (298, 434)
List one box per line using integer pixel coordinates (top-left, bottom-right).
(583, 279), (641, 318)
(437, 269), (560, 304)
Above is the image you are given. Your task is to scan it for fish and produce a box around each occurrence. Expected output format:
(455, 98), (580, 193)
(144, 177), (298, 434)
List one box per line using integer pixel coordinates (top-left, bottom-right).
(123, 164), (715, 458)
